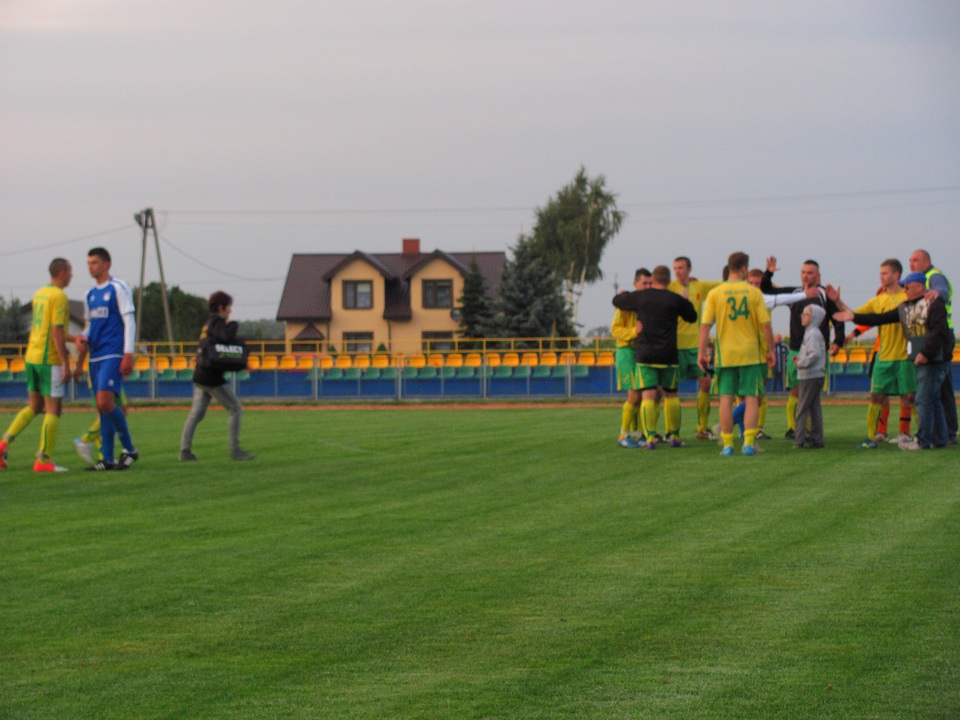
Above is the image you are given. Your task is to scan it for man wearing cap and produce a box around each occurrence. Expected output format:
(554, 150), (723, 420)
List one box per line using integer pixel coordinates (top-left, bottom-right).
(909, 250), (956, 444)
(834, 271), (953, 450)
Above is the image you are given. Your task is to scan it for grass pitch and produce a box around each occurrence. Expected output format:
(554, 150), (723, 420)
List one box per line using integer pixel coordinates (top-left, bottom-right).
(2, 403), (959, 719)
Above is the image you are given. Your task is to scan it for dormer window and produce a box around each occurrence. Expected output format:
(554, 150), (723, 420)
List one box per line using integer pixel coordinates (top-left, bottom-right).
(422, 279), (453, 309)
(343, 280), (372, 309)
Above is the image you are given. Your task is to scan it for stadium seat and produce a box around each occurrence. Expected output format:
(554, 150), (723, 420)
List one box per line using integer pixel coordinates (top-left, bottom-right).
(572, 365), (590, 378)
(296, 356), (315, 370)
(324, 367), (345, 380)
(361, 367), (381, 380)
(539, 352), (558, 366)
(576, 352), (596, 366)
(492, 366), (513, 378)
(0, 358), (7, 372)
(134, 356), (151, 372)
(532, 366), (552, 379)
(513, 365), (532, 378)
(409, 354), (427, 368)
(319, 355), (334, 370)
(344, 367), (362, 381)
(372, 354), (390, 369)
(159, 368), (178, 381)
(247, 355), (262, 370)
(353, 354), (371, 370)
(381, 367), (399, 381)
(558, 351), (576, 366)
(484, 352), (501, 367)
(596, 351), (615, 367)
(334, 355), (352, 369)
(832, 348), (848, 364)
(845, 362), (865, 375)
(427, 354), (445, 368)
(829, 360), (845, 375)
(279, 355), (297, 370)
(154, 357), (171, 372)
(521, 352), (539, 367)
(550, 365), (569, 378)
(953, 347), (960, 363)
(441, 366), (457, 379)
(847, 348), (869, 364)
(445, 353), (463, 368)
(419, 366), (439, 379)
(502, 352), (520, 367)
(232, 370), (250, 382)
(456, 366), (476, 379)
(171, 356), (189, 372)
(401, 367), (419, 380)
(261, 355), (279, 370)
(306, 367), (323, 381)
(0, 370), (13, 382)
(177, 369), (194, 380)
(464, 353), (483, 368)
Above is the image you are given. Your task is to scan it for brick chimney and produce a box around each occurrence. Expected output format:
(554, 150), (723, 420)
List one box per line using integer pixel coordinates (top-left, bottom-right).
(402, 238), (421, 256)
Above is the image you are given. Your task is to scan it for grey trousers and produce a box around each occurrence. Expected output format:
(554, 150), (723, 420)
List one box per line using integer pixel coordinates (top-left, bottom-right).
(794, 377), (824, 447)
(180, 382), (243, 453)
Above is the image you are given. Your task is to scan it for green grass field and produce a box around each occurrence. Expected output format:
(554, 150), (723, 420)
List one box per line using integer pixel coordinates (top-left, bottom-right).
(2, 402), (959, 719)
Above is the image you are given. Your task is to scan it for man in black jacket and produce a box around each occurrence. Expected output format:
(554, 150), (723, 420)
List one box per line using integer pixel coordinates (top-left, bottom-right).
(761, 256), (845, 439)
(613, 265), (698, 448)
(834, 272), (952, 450)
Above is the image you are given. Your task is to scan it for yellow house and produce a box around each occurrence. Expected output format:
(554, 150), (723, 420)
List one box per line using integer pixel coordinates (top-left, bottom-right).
(277, 238), (505, 354)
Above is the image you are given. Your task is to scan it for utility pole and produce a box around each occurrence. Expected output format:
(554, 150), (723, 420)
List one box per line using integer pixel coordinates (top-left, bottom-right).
(133, 208), (176, 354)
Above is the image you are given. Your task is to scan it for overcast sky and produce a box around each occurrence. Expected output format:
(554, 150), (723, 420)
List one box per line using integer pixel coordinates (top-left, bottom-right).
(2, 0), (959, 337)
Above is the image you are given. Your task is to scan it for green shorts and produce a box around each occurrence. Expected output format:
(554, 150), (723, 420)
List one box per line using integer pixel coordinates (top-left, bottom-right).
(785, 349), (799, 389)
(638, 364), (679, 392)
(870, 359), (917, 396)
(715, 364), (766, 397)
(677, 348), (704, 381)
(615, 346), (640, 391)
(26, 362), (65, 399)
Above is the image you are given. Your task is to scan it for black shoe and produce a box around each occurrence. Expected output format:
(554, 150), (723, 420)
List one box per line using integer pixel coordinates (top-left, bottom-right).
(84, 461), (117, 472)
(784, 429), (796, 440)
(179, 450), (198, 462)
(231, 449), (257, 461)
(118, 450), (139, 469)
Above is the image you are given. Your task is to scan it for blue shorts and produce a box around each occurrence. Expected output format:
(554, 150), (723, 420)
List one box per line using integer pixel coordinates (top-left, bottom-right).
(90, 356), (124, 397)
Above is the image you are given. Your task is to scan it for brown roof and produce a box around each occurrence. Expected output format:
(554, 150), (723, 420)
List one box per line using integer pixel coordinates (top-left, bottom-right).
(277, 249), (505, 322)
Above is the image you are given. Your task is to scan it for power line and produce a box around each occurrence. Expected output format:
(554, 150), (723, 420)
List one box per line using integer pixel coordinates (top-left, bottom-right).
(157, 233), (286, 282)
(0, 224), (131, 259)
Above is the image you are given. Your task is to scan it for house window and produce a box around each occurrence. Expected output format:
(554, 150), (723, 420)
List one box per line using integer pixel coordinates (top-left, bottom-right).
(422, 331), (454, 352)
(422, 279), (453, 309)
(344, 332), (374, 353)
(343, 280), (373, 310)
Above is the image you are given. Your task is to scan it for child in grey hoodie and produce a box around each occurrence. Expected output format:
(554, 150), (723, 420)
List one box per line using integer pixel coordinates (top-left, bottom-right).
(792, 304), (827, 448)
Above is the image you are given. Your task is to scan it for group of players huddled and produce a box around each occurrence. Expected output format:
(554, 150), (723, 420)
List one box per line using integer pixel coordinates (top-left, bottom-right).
(611, 249), (956, 454)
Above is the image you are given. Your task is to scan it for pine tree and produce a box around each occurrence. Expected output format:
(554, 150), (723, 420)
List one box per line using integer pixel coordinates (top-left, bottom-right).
(493, 236), (576, 341)
(457, 260), (495, 342)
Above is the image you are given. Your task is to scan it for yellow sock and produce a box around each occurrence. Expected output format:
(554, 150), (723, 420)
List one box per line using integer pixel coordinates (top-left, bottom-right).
(81, 417), (100, 445)
(866, 402), (882, 441)
(5, 406), (37, 441)
(744, 428), (758, 447)
(641, 399), (659, 440)
(786, 395), (798, 430)
(696, 390), (710, 433)
(620, 401), (635, 436)
(721, 431), (735, 449)
(665, 395), (682, 437)
(39, 414), (60, 460)
(758, 395), (768, 430)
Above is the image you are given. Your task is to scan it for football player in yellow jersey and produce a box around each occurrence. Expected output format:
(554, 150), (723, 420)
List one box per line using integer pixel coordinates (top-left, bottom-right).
(0, 259), (79, 472)
(698, 252), (774, 456)
(669, 257), (723, 440)
(611, 268), (653, 447)
(826, 259), (915, 448)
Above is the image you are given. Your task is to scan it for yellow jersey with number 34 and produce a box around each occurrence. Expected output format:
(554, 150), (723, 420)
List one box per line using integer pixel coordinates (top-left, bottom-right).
(25, 284), (69, 366)
(701, 280), (771, 368)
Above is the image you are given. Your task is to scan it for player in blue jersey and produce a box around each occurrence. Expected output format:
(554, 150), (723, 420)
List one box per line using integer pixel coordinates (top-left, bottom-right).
(74, 247), (139, 471)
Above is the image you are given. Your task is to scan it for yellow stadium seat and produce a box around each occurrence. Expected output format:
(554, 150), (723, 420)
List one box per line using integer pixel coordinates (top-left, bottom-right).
(464, 353), (482, 368)
(317, 355), (333, 370)
(427, 354), (445, 368)
(171, 356), (189, 372)
(372, 354), (390, 369)
(445, 353), (463, 368)
(559, 351), (576, 366)
(334, 355), (352, 369)
(521, 352), (539, 367)
(0, 358), (7, 372)
(484, 352), (501, 367)
(953, 347), (960, 363)
(353, 354), (371, 370)
(577, 351), (596, 366)
(134, 356), (152, 371)
(247, 355), (262, 370)
(9, 357), (26, 373)
(502, 352), (520, 367)
(847, 348), (868, 363)
(296, 356), (315, 370)
(279, 355), (297, 369)
(261, 355), (279, 370)
(409, 354), (427, 368)
(154, 356), (171, 372)
(539, 352), (558, 366)
(596, 351), (615, 367)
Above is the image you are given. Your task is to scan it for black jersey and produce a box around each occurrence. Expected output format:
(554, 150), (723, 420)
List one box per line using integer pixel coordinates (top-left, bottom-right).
(760, 271), (845, 352)
(612, 288), (698, 365)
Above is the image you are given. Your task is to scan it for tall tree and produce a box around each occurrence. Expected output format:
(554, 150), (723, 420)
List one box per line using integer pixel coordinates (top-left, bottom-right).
(456, 260), (495, 342)
(0, 297), (27, 344)
(527, 166), (625, 326)
(493, 236), (575, 342)
(136, 283), (208, 342)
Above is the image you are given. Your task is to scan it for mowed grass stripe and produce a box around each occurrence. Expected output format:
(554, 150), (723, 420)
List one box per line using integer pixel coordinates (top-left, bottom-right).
(1, 405), (958, 719)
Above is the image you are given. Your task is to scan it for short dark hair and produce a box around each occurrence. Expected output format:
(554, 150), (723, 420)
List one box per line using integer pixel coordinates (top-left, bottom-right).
(673, 256), (691, 269)
(208, 290), (233, 313)
(88, 247), (111, 263)
(652, 265), (671, 285)
(748, 268), (764, 279)
(802, 259), (820, 269)
(881, 258), (902, 276)
(49, 258), (70, 277)
(728, 252), (749, 273)
(634, 267), (652, 281)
